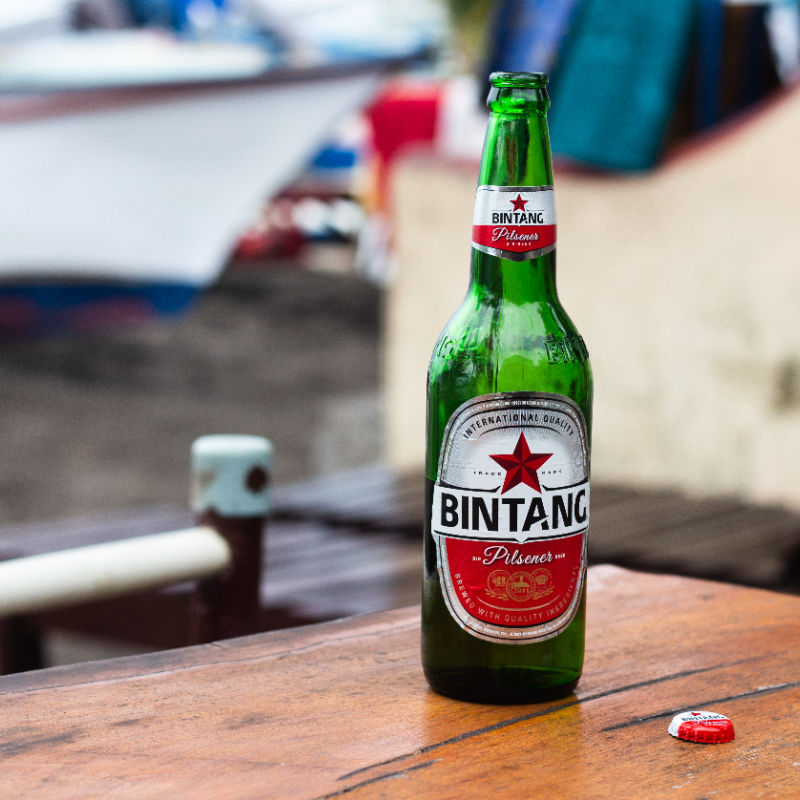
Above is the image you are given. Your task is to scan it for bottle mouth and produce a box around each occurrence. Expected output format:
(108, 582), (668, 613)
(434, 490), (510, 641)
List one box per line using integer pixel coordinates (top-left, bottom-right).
(490, 72), (549, 89)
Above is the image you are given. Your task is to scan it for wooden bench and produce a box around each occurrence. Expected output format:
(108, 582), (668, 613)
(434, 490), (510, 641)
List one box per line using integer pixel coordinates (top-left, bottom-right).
(2, 468), (798, 673)
(273, 466), (800, 593)
(2, 566), (798, 798)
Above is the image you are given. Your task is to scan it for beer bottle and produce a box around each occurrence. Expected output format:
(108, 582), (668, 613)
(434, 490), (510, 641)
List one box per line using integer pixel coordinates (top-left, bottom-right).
(422, 72), (592, 703)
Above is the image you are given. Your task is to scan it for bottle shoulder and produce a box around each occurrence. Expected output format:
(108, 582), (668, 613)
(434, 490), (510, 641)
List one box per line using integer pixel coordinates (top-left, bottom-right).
(429, 292), (591, 380)
(427, 291), (593, 450)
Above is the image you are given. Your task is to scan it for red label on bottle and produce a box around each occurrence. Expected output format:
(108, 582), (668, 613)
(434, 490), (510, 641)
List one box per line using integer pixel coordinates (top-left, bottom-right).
(432, 393), (589, 643)
(445, 533), (584, 633)
(472, 185), (556, 260)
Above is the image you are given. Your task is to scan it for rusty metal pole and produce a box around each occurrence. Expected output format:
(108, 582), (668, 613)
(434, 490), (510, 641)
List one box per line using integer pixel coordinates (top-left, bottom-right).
(188, 435), (272, 643)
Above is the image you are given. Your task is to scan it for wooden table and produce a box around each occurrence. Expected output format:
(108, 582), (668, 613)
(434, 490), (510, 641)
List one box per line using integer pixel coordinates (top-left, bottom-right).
(1, 565), (798, 798)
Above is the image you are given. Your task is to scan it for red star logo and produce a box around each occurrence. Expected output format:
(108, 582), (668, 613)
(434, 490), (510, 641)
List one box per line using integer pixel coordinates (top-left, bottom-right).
(490, 433), (552, 494)
(510, 194), (528, 212)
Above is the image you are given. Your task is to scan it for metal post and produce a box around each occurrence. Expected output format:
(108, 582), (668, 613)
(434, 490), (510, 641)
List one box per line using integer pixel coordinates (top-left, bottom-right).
(188, 434), (272, 642)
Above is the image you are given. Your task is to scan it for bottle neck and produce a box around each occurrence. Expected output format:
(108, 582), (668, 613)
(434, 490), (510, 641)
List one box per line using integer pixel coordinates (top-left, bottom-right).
(470, 86), (556, 303)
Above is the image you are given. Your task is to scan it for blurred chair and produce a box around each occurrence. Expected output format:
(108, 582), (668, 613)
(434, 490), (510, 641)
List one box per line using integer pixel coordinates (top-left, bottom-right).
(0, 437), (424, 675)
(0, 435), (273, 674)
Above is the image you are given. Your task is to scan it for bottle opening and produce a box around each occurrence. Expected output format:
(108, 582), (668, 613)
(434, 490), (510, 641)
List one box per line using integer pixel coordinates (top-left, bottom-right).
(487, 72), (550, 113)
(490, 72), (549, 89)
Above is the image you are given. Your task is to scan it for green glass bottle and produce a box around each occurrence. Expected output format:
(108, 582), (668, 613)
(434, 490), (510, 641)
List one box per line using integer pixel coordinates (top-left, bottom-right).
(422, 72), (593, 703)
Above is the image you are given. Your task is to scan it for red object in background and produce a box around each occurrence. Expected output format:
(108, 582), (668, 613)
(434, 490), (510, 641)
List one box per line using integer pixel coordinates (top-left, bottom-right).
(232, 223), (305, 262)
(233, 79), (443, 263)
(232, 196), (306, 262)
(365, 79), (443, 211)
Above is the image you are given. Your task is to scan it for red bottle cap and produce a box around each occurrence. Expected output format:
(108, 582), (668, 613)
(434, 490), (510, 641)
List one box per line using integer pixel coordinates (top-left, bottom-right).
(668, 710), (735, 743)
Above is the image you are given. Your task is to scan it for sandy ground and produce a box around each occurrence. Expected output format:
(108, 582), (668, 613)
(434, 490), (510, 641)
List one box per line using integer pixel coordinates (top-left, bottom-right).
(0, 254), (382, 527)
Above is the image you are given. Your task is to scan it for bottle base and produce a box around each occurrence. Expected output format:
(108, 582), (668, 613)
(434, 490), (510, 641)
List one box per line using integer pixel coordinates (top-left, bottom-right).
(424, 666), (580, 705)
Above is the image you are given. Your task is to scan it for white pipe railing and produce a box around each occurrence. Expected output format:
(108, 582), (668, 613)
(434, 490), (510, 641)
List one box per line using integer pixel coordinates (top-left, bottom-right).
(0, 526), (231, 619)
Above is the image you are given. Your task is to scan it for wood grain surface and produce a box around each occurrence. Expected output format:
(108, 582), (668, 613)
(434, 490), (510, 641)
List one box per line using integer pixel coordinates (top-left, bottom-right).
(1, 565), (798, 799)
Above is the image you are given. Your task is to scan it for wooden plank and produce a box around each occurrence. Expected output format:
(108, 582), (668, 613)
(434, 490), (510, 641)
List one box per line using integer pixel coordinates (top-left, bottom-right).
(272, 472), (800, 592)
(37, 591), (316, 647)
(272, 465), (424, 530)
(589, 487), (800, 588)
(1, 567), (798, 799)
(262, 520), (421, 615)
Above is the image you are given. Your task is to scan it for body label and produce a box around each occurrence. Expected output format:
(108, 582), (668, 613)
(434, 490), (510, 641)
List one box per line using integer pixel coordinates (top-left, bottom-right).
(472, 185), (556, 260)
(432, 392), (589, 643)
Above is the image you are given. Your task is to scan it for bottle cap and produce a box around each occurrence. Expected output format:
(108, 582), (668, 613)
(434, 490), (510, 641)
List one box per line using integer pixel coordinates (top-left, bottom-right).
(668, 710), (735, 744)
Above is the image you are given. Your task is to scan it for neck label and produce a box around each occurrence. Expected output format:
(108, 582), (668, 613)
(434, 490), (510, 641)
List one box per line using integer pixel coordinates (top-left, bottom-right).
(472, 185), (556, 261)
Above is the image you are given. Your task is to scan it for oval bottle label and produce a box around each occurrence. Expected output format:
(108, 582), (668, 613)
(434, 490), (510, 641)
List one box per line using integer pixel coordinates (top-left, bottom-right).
(431, 392), (589, 643)
(471, 185), (556, 260)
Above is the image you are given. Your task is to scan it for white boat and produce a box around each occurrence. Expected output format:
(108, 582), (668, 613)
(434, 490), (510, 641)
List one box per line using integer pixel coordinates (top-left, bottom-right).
(0, 6), (437, 333)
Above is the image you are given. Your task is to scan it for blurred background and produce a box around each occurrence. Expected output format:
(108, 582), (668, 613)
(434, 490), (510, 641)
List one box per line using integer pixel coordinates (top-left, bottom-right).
(1, 0), (799, 666)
